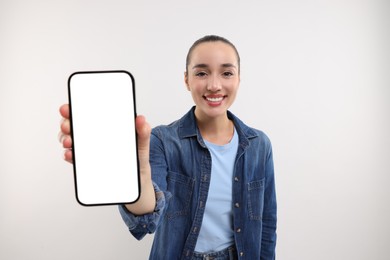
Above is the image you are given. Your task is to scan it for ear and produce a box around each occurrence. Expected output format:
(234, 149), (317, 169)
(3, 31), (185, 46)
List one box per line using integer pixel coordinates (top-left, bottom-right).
(184, 71), (190, 91)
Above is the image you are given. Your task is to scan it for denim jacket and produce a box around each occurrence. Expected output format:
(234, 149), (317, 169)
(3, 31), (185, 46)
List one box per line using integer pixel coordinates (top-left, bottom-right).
(119, 107), (277, 259)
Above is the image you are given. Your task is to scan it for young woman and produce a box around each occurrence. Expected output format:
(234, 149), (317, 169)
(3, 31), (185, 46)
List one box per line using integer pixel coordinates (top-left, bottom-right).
(59, 35), (277, 260)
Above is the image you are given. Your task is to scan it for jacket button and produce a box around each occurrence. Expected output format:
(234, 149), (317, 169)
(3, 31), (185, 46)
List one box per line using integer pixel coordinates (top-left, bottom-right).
(234, 177), (239, 182)
(236, 228), (241, 233)
(240, 252), (244, 256)
(235, 202), (240, 208)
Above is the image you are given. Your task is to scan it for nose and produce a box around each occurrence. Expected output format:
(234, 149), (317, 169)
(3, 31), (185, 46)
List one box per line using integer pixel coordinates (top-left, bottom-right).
(207, 75), (221, 92)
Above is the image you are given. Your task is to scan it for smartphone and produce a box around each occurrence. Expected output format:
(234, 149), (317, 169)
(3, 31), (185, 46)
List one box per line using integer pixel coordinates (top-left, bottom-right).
(68, 70), (140, 206)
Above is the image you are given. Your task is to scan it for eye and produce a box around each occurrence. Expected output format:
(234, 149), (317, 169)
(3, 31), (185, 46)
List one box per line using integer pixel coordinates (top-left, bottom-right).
(195, 71), (207, 77)
(222, 71), (234, 77)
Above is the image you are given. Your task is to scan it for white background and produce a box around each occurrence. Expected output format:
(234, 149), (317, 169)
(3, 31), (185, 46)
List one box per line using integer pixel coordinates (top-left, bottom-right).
(0, 0), (389, 259)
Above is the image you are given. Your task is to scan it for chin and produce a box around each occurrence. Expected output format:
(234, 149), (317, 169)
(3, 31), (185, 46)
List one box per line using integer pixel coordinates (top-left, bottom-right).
(198, 106), (228, 118)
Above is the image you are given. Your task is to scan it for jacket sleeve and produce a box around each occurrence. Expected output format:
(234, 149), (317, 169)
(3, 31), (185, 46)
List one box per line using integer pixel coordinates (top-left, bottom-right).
(260, 142), (277, 260)
(118, 182), (168, 240)
(118, 129), (171, 240)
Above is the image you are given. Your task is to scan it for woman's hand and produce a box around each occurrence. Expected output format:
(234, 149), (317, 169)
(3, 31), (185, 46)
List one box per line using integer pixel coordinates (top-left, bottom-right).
(59, 104), (73, 163)
(58, 104), (156, 214)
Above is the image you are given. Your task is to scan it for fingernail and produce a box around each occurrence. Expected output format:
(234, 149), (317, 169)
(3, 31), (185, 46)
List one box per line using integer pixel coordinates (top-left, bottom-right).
(58, 132), (64, 143)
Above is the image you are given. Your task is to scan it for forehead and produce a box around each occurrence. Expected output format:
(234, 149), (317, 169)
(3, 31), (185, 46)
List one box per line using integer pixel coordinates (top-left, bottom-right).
(189, 41), (238, 66)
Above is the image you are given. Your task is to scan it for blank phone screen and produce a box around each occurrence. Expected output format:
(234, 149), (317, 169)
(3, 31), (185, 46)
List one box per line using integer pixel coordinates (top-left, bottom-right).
(68, 71), (139, 206)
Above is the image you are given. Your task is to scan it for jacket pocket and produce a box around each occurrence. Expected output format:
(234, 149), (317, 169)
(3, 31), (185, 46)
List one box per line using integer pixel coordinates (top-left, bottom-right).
(165, 171), (195, 220)
(247, 179), (265, 221)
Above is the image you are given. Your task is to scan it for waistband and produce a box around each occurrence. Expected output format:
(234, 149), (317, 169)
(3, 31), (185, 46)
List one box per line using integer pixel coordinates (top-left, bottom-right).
(192, 245), (237, 260)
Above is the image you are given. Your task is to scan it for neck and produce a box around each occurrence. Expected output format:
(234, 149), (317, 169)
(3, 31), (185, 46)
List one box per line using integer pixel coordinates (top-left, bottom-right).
(195, 110), (234, 145)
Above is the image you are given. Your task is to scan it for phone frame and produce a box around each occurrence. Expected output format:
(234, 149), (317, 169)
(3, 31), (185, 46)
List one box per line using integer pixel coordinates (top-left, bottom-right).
(67, 70), (140, 206)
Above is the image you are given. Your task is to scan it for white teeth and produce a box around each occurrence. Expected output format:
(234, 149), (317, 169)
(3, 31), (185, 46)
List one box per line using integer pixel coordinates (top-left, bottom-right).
(206, 97), (223, 102)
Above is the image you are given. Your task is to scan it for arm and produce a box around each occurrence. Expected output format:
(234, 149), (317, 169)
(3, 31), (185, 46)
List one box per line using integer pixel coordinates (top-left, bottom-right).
(124, 115), (155, 215)
(119, 128), (172, 240)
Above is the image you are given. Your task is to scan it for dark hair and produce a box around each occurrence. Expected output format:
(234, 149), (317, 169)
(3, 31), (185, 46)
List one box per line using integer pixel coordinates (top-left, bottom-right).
(185, 35), (240, 74)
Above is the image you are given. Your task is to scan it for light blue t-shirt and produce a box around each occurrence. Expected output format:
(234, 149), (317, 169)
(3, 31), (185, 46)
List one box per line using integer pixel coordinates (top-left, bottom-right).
(194, 128), (239, 253)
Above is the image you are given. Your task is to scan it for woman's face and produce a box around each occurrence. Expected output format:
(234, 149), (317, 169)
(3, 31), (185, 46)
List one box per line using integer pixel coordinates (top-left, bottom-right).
(185, 41), (240, 121)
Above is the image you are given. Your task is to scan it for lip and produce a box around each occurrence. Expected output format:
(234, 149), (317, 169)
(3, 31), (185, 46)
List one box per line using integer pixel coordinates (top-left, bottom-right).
(203, 94), (226, 106)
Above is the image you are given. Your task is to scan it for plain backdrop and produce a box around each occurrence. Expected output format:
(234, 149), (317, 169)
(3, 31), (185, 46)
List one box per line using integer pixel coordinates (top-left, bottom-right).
(0, 0), (389, 259)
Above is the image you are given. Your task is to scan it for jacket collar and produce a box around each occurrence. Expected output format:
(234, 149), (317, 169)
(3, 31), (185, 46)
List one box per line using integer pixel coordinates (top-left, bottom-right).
(178, 106), (258, 142)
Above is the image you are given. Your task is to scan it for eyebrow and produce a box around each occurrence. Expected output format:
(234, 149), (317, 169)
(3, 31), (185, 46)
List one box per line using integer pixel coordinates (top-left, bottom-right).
(191, 63), (237, 70)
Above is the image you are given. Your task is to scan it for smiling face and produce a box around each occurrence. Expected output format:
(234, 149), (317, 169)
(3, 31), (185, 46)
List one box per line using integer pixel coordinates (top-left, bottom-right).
(185, 41), (240, 121)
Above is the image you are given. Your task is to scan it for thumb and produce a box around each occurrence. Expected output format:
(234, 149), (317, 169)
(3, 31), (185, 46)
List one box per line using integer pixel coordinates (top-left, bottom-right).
(135, 115), (151, 164)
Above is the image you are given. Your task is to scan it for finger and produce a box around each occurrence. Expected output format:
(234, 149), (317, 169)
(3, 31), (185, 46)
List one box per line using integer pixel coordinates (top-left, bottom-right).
(135, 115), (151, 164)
(63, 149), (73, 164)
(62, 136), (72, 149)
(59, 104), (70, 119)
(58, 131), (65, 143)
(135, 115), (151, 138)
(136, 115), (151, 146)
(60, 119), (71, 135)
